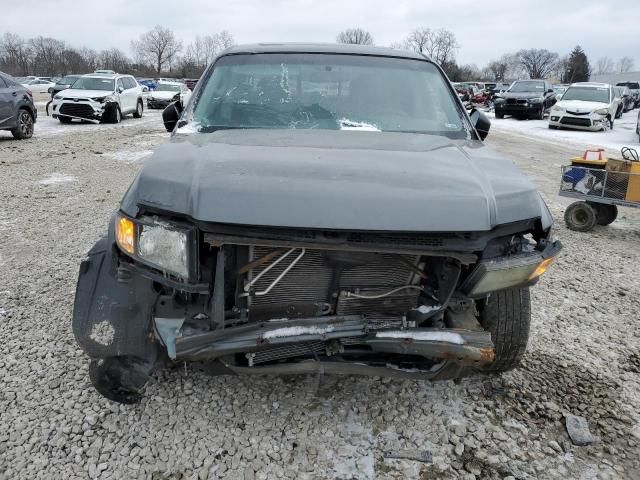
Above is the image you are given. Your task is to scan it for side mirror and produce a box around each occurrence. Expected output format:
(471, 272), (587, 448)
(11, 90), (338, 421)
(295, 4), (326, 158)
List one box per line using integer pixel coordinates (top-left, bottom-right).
(117, 86), (124, 93)
(547, 89), (554, 94)
(162, 101), (183, 132)
(469, 109), (491, 141)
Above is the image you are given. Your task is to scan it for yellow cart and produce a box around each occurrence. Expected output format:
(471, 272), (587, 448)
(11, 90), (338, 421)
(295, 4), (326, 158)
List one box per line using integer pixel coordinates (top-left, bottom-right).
(560, 147), (640, 231)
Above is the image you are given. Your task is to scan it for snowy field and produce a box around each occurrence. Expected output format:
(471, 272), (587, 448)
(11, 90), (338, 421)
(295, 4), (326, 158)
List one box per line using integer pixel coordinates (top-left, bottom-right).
(486, 107), (640, 154)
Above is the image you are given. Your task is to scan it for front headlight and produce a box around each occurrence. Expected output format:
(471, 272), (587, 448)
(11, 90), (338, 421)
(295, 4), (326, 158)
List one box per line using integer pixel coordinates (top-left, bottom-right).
(552, 105), (564, 112)
(54, 94), (62, 100)
(461, 247), (559, 297)
(529, 97), (542, 104)
(91, 96), (106, 103)
(594, 108), (609, 115)
(115, 214), (191, 278)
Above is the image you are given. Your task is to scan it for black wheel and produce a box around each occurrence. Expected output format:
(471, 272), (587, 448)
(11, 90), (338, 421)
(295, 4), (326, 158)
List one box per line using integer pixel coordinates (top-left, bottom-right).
(564, 201), (597, 232)
(11, 108), (34, 139)
(88, 358), (147, 404)
(102, 104), (122, 124)
(590, 203), (618, 226)
(608, 115), (614, 129)
(133, 99), (143, 118)
(495, 111), (504, 119)
(616, 106), (622, 119)
(478, 288), (531, 373)
(58, 116), (72, 124)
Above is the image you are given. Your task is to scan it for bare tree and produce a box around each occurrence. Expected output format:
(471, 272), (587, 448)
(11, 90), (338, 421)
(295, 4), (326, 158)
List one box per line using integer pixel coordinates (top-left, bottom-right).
(617, 56), (634, 73)
(0, 33), (33, 75)
(28, 36), (66, 75)
(185, 31), (236, 70)
(595, 56), (614, 75)
(516, 48), (558, 79)
(97, 48), (131, 73)
(131, 25), (183, 74)
(486, 54), (516, 80)
(402, 28), (459, 65)
(336, 28), (374, 45)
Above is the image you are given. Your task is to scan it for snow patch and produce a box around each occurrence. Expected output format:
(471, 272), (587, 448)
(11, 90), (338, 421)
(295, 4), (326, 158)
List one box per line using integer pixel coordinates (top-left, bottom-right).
(376, 330), (466, 344)
(102, 149), (154, 163)
(338, 118), (380, 131)
(90, 320), (115, 346)
(415, 304), (441, 314)
(38, 173), (77, 185)
(262, 325), (335, 339)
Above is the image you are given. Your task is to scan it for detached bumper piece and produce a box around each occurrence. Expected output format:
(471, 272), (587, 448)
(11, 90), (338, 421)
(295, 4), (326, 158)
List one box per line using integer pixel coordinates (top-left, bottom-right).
(154, 315), (495, 379)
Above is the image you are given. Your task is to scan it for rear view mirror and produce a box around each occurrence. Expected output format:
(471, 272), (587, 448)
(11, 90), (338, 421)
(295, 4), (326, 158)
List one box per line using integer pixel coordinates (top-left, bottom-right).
(469, 109), (491, 141)
(162, 101), (183, 132)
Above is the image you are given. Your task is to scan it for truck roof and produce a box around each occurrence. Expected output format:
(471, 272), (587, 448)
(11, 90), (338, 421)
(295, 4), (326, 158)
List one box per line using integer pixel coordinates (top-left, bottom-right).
(221, 43), (430, 62)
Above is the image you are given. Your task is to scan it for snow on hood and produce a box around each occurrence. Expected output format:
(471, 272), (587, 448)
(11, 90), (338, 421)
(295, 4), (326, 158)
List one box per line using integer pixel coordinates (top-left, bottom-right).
(150, 90), (180, 100)
(557, 99), (608, 112)
(56, 89), (114, 98)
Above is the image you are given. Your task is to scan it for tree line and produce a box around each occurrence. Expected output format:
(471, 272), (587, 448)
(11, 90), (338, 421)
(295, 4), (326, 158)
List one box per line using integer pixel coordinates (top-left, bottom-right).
(1, 25), (633, 83)
(0, 27), (235, 78)
(337, 28), (602, 83)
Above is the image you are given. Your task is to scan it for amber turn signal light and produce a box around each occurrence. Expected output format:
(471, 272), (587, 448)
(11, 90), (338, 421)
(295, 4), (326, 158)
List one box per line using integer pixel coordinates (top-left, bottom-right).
(529, 257), (555, 281)
(115, 216), (135, 254)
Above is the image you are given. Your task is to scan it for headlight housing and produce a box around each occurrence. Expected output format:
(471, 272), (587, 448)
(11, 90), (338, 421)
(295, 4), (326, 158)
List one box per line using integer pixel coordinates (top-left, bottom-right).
(594, 108), (609, 115)
(529, 97), (543, 104)
(54, 94), (62, 100)
(460, 243), (560, 297)
(115, 214), (194, 279)
(552, 105), (564, 112)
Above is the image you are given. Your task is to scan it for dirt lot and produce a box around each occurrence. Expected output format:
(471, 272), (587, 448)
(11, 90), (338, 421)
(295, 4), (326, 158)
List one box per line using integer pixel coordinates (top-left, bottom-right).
(1, 94), (639, 480)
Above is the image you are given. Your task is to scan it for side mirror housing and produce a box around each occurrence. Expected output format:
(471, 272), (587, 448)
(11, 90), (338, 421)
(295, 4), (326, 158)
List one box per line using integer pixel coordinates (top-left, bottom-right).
(469, 109), (491, 141)
(162, 101), (183, 132)
(117, 86), (124, 93)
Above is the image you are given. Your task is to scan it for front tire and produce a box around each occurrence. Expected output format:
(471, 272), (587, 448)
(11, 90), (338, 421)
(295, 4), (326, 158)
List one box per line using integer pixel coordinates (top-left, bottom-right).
(133, 99), (143, 118)
(478, 288), (531, 373)
(58, 116), (72, 124)
(11, 108), (34, 139)
(495, 111), (504, 119)
(564, 201), (597, 232)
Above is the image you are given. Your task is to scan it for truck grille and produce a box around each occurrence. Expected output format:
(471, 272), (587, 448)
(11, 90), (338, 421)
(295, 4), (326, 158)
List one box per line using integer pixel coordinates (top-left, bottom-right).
(59, 103), (95, 118)
(246, 246), (421, 320)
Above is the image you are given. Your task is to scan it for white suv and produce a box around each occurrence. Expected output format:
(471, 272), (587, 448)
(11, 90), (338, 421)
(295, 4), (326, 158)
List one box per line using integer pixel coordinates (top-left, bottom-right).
(51, 73), (144, 124)
(548, 82), (618, 131)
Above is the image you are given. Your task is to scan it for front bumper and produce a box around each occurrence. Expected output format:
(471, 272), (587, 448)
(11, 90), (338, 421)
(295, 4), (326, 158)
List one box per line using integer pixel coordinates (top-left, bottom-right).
(147, 97), (172, 109)
(495, 101), (543, 116)
(549, 111), (608, 131)
(51, 98), (107, 120)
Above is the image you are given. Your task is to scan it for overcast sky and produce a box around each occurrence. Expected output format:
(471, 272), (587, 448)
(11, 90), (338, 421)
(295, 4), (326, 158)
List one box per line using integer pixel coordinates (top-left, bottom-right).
(1, 0), (638, 69)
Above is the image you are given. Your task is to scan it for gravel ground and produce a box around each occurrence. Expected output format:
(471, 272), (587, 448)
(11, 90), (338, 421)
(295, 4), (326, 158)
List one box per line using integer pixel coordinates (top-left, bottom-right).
(1, 95), (639, 479)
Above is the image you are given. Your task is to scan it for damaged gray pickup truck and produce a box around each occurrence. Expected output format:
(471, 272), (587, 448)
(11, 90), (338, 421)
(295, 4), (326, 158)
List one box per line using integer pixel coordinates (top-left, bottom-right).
(72, 44), (561, 403)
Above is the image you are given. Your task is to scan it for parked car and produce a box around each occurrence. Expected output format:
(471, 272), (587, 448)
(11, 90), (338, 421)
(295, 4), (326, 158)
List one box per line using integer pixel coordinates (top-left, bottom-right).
(614, 86), (634, 117)
(71, 43), (561, 403)
(147, 81), (191, 109)
(184, 78), (199, 90)
(21, 78), (56, 93)
(616, 81), (640, 108)
(50, 73), (144, 123)
(636, 110), (640, 142)
(0, 71), (37, 139)
(553, 84), (568, 100)
(549, 82), (617, 131)
(47, 74), (83, 99)
(494, 80), (556, 119)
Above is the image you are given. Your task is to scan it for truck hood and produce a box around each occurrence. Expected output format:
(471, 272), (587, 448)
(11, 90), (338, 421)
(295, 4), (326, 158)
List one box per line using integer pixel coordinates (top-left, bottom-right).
(557, 99), (608, 112)
(120, 130), (550, 232)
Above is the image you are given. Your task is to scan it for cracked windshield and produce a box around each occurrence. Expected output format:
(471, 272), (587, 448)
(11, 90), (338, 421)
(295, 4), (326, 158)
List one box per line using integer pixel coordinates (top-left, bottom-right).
(191, 53), (466, 137)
